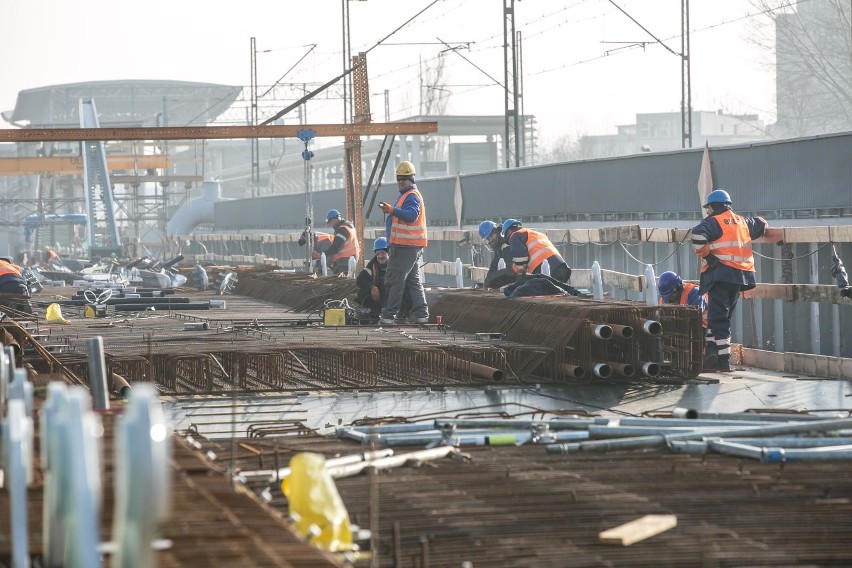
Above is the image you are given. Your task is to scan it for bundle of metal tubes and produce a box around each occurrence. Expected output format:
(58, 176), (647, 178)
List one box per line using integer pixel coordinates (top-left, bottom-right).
(426, 290), (704, 380)
(336, 411), (852, 462)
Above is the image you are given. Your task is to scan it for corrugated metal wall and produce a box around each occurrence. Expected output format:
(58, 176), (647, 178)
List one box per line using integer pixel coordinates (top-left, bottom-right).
(213, 131), (852, 230)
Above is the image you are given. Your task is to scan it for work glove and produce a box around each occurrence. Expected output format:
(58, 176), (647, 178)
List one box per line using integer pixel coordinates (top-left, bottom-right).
(379, 202), (394, 215)
(370, 286), (381, 302)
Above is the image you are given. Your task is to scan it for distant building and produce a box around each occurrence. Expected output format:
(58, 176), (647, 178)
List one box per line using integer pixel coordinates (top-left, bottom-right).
(578, 110), (767, 159)
(774, 0), (852, 138)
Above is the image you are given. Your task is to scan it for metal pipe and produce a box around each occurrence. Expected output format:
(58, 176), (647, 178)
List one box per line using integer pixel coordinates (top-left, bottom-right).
(561, 364), (586, 379)
(671, 408), (829, 422)
(599, 417), (781, 428)
(640, 319), (662, 336)
(114, 302), (212, 311)
(110, 372), (131, 397)
(592, 363), (612, 379)
(546, 417), (852, 454)
(588, 424), (743, 438)
(446, 356), (504, 381)
(640, 362), (660, 377)
(86, 337), (110, 411)
(609, 363), (635, 377)
(591, 324), (613, 340)
(609, 324), (633, 338)
(436, 418), (594, 430)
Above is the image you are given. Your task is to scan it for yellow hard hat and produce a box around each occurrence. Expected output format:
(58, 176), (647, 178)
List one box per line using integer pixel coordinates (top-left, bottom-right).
(395, 161), (416, 177)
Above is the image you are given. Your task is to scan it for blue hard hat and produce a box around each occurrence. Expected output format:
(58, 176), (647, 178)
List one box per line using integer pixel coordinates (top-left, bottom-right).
(373, 237), (389, 251)
(657, 271), (682, 298)
(501, 218), (521, 237)
(325, 209), (341, 221)
(478, 220), (497, 240)
(704, 189), (732, 208)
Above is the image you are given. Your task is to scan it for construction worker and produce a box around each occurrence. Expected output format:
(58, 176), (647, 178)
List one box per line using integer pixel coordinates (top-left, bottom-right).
(323, 209), (360, 275)
(502, 219), (571, 283)
(478, 220), (515, 289)
(42, 245), (61, 268)
(658, 271), (712, 354)
(692, 189), (768, 372)
(356, 237), (413, 319)
(0, 257), (33, 315)
(378, 160), (429, 325)
(298, 230), (334, 274)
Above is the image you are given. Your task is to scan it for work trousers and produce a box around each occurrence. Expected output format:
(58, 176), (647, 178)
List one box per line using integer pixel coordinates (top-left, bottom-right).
(381, 246), (428, 320)
(706, 281), (741, 362)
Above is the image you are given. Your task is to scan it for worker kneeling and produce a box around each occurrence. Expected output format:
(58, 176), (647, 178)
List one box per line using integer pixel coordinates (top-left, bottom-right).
(356, 238), (411, 320)
(502, 219), (571, 282)
(0, 256), (33, 315)
(658, 271), (712, 354)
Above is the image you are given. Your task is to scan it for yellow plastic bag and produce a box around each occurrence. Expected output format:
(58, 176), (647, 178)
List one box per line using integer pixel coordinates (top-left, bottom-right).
(281, 452), (352, 552)
(45, 303), (70, 324)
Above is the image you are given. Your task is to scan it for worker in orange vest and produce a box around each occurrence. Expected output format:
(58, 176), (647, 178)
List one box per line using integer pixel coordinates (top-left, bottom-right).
(502, 219), (571, 283)
(658, 270), (712, 352)
(298, 230), (334, 274)
(356, 237), (412, 319)
(0, 256), (33, 315)
(378, 161), (429, 325)
(692, 189), (768, 372)
(323, 209), (360, 275)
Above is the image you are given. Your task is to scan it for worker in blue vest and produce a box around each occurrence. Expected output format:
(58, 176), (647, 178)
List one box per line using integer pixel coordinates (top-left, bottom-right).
(478, 220), (515, 288)
(692, 189), (768, 372)
(323, 209), (360, 275)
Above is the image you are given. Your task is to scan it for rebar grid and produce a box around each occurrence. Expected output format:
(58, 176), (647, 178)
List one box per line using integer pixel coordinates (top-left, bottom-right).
(212, 433), (852, 568)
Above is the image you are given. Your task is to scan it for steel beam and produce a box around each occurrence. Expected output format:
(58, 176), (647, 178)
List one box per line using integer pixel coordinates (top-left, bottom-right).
(0, 154), (170, 175)
(0, 122), (437, 143)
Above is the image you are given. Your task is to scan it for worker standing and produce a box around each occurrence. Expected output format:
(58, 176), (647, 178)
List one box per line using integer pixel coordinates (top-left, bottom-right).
(0, 256), (33, 315)
(356, 237), (413, 319)
(478, 220), (515, 289)
(692, 189), (767, 372)
(378, 161), (429, 325)
(322, 209), (360, 275)
(502, 219), (571, 283)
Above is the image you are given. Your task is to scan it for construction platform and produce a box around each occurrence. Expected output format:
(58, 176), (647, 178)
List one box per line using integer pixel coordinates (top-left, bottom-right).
(2, 269), (851, 566)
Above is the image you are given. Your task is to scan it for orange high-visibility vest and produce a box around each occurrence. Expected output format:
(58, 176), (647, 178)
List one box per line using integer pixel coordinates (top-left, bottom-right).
(680, 282), (709, 328)
(0, 261), (22, 278)
(701, 210), (755, 273)
(389, 189), (427, 247)
(330, 222), (361, 263)
(511, 228), (560, 273)
(311, 234), (333, 260)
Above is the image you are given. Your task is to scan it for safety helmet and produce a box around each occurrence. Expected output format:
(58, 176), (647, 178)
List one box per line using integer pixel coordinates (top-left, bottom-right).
(478, 220), (497, 240)
(704, 189), (732, 208)
(395, 161), (416, 177)
(657, 271), (683, 298)
(44, 245), (51, 251)
(373, 237), (389, 251)
(501, 218), (521, 237)
(0, 256), (13, 264)
(325, 209), (341, 221)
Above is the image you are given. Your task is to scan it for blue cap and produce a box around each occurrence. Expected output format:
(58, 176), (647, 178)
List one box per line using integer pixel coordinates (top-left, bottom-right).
(326, 209), (341, 221)
(478, 220), (497, 240)
(501, 218), (521, 237)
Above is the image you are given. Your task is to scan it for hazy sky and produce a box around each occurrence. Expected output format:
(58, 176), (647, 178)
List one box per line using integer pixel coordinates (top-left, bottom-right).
(0, 0), (779, 145)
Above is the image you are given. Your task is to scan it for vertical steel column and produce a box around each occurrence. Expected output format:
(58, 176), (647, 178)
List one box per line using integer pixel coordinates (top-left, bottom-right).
(680, 0), (692, 148)
(250, 37), (260, 198)
(810, 242), (821, 355)
(502, 0), (520, 168)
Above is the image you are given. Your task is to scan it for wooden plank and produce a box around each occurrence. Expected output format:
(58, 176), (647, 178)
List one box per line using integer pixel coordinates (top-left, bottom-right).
(742, 283), (846, 304)
(599, 514), (677, 546)
(601, 269), (644, 292)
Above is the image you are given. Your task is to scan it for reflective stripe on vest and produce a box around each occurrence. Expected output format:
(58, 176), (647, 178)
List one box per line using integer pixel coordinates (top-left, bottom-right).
(0, 261), (22, 278)
(389, 189), (427, 247)
(513, 228), (560, 273)
(330, 222), (361, 263)
(701, 210), (755, 273)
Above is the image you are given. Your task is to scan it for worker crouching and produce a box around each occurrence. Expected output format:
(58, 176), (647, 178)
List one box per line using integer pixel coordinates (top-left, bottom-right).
(0, 256), (33, 315)
(502, 219), (571, 282)
(356, 237), (411, 320)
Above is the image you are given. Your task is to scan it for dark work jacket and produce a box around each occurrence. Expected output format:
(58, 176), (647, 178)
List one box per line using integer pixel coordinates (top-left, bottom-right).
(356, 256), (388, 311)
(485, 236), (515, 289)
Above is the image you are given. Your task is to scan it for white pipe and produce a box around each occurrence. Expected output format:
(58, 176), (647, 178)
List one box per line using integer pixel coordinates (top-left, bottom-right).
(592, 324), (613, 340)
(641, 319), (662, 336)
(593, 363), (612, 378)
(644, 264), (657, 306)
(591, 261), (603, 300)
(455, 257), (464, 288)
(640, 362), (660, 377)
(166, 180), (232, 236)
